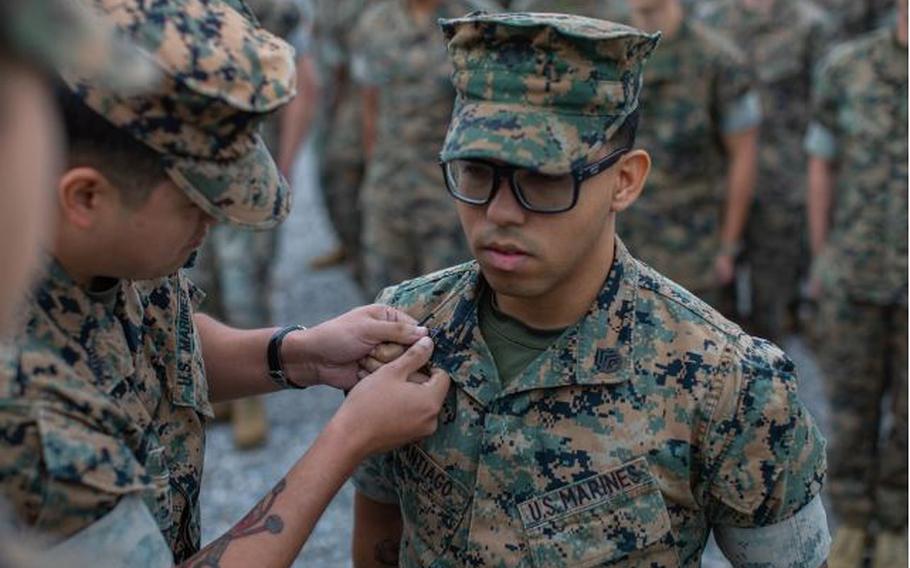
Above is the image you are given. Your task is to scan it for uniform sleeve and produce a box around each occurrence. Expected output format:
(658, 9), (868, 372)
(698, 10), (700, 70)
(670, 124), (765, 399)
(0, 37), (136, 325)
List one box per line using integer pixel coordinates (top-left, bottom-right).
(805, 48), (843, 159)
(48, 494), (173, 568)
(349, 6), (390, 86)
(352, 452), (400, 505)
(0, 400), (154, 540)
(702, 337), (827, 530)
(712, 42), (762, 134)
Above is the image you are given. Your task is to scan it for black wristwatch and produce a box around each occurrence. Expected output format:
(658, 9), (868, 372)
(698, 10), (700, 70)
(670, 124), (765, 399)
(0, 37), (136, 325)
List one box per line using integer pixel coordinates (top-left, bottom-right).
(267, 324), (307, 390)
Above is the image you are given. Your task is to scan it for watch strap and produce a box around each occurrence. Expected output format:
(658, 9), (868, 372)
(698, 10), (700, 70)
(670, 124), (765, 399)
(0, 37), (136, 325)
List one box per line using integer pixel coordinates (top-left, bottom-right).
(267, 324), (306, 390)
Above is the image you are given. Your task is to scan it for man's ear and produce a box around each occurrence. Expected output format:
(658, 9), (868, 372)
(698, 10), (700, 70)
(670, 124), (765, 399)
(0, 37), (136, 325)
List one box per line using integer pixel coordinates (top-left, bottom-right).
(57, 167), (118, 230)
(610, 149), (650, 213)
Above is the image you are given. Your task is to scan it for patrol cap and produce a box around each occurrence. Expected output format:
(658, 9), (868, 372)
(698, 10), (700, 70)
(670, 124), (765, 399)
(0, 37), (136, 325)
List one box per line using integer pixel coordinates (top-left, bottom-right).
(60, 0), (298, 229)
(439, 12), (660, 175)
(2, 0), (156, 91)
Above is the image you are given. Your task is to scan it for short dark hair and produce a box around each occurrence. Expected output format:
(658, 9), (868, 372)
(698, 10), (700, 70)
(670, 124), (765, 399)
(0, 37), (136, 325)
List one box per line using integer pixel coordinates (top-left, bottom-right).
(609, 108), (639, 151)
(55, 84), (167, 206)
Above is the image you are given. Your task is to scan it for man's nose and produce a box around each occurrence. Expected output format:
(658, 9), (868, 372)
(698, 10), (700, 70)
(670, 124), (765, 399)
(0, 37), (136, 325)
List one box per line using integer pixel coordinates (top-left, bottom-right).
(485, 177), (527, 226)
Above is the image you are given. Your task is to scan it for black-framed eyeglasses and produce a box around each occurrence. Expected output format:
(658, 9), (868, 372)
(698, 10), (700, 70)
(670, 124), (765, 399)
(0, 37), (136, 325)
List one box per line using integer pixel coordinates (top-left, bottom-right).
(440, 146), (630, 214)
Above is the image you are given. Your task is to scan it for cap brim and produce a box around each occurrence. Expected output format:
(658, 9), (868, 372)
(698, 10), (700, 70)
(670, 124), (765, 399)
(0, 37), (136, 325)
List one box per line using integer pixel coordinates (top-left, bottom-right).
(167, 135), (291, 230)
(440, 100), (621, 175)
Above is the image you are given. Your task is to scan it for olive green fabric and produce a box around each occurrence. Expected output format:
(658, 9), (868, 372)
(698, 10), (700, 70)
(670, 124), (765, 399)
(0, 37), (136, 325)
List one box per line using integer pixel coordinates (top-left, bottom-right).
(478, 287), (566, 388)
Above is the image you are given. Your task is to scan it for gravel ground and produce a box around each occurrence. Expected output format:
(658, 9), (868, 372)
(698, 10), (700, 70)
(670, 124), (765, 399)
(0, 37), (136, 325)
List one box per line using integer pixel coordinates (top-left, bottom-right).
(200, 143), (834, 567)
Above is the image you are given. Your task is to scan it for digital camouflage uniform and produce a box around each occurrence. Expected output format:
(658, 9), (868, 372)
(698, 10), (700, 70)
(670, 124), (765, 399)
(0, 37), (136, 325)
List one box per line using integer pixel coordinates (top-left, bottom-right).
(805, 27), (908, 530)
(353, 0), (498, 299)
(695, 0), (833, 341)
(618, 18), (760, 312)
(0, 0), (295, 563)
(311, 0), (376, 270)
(354, 12), (830, 567)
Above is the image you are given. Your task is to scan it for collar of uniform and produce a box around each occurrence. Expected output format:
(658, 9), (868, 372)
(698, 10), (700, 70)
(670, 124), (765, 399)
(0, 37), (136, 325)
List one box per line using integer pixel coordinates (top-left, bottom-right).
(32, 259), (137, 393)
(421, 238), (638, 406)
(497, 238), (638, 398)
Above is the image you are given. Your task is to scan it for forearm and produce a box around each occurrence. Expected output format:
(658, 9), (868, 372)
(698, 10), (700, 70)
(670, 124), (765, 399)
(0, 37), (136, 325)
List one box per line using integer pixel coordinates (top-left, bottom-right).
(196, 314), (321, 402)
(807, 157), (834, 259)
(353, 492), (403, 568)
(720, 128), (758, 247)
(180, 418), (366, 568)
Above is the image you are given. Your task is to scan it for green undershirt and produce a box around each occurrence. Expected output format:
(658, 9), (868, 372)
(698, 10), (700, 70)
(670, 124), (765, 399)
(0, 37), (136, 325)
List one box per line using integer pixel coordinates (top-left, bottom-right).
(478, 287), (567, 388)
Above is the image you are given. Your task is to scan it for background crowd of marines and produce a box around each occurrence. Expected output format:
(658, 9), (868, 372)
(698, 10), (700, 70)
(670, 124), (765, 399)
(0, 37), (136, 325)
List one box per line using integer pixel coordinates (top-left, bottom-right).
(0, 0), (905, 566)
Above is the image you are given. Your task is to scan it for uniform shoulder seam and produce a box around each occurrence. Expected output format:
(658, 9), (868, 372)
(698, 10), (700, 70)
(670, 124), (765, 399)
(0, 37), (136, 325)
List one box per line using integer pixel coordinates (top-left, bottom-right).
(634, 260), (743, 342)
(385, 262), (478, 295)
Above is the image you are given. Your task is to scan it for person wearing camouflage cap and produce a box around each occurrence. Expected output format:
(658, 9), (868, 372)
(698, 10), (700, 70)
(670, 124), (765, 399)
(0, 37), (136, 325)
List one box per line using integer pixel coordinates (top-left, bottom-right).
(0, 0), (454, 566)
(351, 11), (830, 567)
(806, 1), (907, 565)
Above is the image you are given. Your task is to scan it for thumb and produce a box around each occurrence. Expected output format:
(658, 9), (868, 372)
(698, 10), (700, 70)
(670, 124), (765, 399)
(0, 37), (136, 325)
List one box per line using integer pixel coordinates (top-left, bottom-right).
(383, 336), (434, 379)
(422, 369), (452, 404)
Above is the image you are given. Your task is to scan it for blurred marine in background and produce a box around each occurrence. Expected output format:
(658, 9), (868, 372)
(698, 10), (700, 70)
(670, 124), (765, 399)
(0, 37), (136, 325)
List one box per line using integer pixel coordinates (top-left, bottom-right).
(695, 0), (834, 341)
(806, 1), (908, 565)
(620, 0), (760, 318)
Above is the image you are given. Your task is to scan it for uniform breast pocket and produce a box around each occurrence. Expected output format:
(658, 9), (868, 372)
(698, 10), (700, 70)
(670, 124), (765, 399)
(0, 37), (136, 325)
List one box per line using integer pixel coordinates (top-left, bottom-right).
(394, 444), (470, 564)
(518, 458), (679, 568)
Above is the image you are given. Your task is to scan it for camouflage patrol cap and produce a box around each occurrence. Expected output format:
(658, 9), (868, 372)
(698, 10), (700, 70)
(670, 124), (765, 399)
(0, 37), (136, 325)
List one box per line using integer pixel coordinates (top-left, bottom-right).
(2, 0), (155, 91)
(60, 0), (297, 229)
(439, 12), (660, 175)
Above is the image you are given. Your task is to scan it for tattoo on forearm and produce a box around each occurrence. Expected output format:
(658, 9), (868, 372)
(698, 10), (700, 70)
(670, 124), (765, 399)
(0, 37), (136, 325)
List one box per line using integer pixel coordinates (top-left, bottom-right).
(374, 538), (400, 566)
(181, 478), (287, 568)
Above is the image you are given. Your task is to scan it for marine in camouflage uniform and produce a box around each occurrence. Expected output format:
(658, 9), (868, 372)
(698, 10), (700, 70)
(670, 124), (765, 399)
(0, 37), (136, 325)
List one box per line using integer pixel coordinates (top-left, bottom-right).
(805, 12), (907, 562)
(308, 0), (376, 276)
(353, 0), (497, 299)
(0, 0), (295, 562)
(618, 10), (761, 315)
(353, 12), (830, 567)
(695, 0), (833, 341)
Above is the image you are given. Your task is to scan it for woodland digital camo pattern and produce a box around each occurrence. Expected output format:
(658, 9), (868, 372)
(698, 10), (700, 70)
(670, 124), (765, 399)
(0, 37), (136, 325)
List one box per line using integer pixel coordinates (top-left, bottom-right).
(618, 20), (756, 295)
(353, 0), (497, 297)
(696, 0), (833, 340)
(809, 28), (908, 305)
(0, 263), (212, 563)
(439, 12), (661, 175)
(354, 240), (827, 567)
(807, 28), (908, 530)
(59, 0), (297, 230)
(815, 299), (908, 529)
